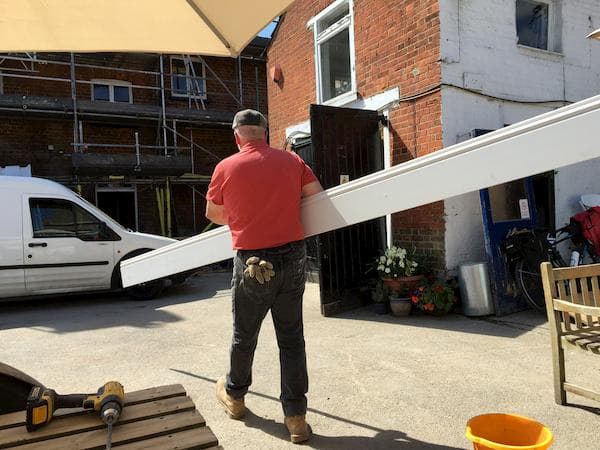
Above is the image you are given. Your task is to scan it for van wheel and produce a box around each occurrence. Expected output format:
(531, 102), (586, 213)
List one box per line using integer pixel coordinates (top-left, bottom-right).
(125, 278), (165, 301)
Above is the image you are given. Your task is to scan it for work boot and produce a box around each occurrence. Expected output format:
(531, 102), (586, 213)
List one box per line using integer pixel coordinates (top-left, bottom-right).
(216, 376), (245, 419)
(284, 415), (312, 444)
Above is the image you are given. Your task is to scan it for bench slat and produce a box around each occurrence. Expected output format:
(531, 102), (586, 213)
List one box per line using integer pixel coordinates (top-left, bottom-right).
(569, 278), (584, 328)
(0, 384), (187, 431)
(5, 410), (208, 450)
(116, 427), (219, 450)
(592, 276), (600, 308)
(557, 282), (572, 332)
(552, 263), (600, 280)
(553, 299), (600, 318)
(564, 383), (600, 402)
(0, 397), (197, 448)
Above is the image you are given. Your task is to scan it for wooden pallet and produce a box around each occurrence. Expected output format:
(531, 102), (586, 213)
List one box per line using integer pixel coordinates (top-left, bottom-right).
(0, 384), (221, 449)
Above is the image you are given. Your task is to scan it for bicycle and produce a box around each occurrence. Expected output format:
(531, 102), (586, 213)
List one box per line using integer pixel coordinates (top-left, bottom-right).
(502, 218), (599, 312)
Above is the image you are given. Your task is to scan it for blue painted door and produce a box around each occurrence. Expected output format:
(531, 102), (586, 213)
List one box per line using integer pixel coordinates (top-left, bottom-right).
(480, 178), (537, 315)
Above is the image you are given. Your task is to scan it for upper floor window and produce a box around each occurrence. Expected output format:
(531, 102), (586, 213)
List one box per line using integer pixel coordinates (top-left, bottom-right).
(170, 57), (207, 99)
(91, 79), (132, 103)
(309, 0), (356, 105)
(516, 0), (559, 52)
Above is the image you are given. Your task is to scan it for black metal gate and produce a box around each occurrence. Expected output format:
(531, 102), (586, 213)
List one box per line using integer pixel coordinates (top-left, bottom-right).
(296, 104), (385, 316)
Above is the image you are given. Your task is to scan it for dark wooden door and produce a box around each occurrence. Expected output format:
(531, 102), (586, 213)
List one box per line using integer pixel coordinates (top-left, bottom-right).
(308, 104), (386, 316)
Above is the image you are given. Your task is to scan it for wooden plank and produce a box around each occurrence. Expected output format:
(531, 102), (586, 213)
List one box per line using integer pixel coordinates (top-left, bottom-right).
(122, 96), (600, 287)
(0, 384), (187, 431)
(124, 385), (187, 406)
(116, 426), (219, 450)
(553, 299), (600, 318)
(580, 277), (595, 326)
(552, 263), (600, 281)
(0, 397), (197, 449)
(557, 282), (571, 332)
(568, 279), (583, 328)
(591, 276), (600, 308)
(564, 383), (600, 402)
(9, 410), (207, 450)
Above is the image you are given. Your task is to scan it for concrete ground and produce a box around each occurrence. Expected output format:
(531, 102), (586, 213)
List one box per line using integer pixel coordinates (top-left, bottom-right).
(1, 273), (599, 449)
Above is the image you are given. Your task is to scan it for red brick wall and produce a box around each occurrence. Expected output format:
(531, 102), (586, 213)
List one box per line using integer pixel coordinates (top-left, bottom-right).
(0, 52), (263, 237)
(1, 53), (267, 114)
(0, 118), (73, 176)
(0, 115), (237, 237)
(267, 0), (445, 269)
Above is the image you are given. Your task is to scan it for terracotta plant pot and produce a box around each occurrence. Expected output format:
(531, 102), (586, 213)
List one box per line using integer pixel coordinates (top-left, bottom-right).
(382, 275), (424, 294)
(389, 297), (412, 317)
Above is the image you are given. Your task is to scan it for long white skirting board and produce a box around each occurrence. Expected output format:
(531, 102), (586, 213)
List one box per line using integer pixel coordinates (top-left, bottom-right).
(121, 94), (600, 287)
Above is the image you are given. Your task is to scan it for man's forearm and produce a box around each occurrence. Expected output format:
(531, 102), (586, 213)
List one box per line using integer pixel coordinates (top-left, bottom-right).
(209, 213), (228, 225)
(205, 201), (229, 225)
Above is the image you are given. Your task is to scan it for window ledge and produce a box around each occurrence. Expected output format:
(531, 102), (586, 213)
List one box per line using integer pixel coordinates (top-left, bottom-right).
(171, 93), (208, 101)
(321, 90), (358, 107)
(517, 44), (563, 60)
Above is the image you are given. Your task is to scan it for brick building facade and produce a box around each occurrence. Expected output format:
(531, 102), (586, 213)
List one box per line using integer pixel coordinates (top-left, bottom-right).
(266, 0), (600, 278)
(0, 43), (269, 237)
(267, 0), (445, 270)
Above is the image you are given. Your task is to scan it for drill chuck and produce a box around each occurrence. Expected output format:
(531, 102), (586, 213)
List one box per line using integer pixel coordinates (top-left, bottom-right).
(101, 401), (121, 425)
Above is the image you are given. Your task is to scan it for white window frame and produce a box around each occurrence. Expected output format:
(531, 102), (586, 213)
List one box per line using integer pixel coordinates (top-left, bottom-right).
(91, 79), (133, 104)
(308, 0), (357, 106)
(515, 0), (559, 53)
(170, 56), (207, 100)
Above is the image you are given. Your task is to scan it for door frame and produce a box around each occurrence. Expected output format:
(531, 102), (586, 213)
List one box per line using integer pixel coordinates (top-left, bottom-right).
(95, 183), (138, 231)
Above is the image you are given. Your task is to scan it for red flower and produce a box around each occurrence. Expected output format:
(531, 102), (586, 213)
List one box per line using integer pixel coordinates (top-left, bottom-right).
(411, 295), (419, 304)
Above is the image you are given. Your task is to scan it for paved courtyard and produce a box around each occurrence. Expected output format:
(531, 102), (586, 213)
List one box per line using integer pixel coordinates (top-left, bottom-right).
(1, 272), (599, 449)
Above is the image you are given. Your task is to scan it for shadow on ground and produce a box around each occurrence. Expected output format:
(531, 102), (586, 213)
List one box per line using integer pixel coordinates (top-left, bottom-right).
(244, 410), (462, 450)
(171, 369), (462, 450)
(0, 273), (231, 334)
(332, 305), (548, 339)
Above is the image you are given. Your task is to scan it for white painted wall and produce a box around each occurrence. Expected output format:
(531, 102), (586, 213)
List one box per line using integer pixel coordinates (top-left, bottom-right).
(440, 0), (600, 272)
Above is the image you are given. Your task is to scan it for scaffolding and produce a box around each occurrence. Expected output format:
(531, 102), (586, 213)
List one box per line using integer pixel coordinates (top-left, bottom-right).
(0, 48), (268, 236)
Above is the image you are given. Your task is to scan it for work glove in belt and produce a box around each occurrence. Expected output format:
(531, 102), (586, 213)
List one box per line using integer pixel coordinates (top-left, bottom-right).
(244, 256), (275, 284)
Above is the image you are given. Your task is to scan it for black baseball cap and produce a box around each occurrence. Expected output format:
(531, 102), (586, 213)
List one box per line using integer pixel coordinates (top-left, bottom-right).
(232, 109), (268, 129)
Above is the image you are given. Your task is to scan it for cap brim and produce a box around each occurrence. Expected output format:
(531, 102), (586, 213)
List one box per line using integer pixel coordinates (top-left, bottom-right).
(587, 28), (600, 40)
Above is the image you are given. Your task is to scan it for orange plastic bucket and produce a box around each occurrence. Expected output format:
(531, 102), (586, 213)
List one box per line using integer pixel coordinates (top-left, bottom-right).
(466, 414), (553, 450)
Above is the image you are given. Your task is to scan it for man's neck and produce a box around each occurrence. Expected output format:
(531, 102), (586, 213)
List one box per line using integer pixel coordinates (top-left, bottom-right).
(239, 140), (268, 151)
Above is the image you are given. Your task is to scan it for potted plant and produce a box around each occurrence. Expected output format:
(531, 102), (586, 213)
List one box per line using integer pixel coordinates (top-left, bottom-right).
(411, 278), (457, 316)
(388, 286), (412, 317)
(371, 279), (389, 315)
(373, 246), (424, 294)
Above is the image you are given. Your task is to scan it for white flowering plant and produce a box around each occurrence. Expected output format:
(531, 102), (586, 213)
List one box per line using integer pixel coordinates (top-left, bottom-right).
(373, 246), (419, 278)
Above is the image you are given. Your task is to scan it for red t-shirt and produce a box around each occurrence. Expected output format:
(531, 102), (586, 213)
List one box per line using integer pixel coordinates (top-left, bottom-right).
(206, 141), (318, 250)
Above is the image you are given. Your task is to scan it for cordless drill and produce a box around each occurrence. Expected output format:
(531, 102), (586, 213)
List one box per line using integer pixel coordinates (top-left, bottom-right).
(25, 381), (125, 432)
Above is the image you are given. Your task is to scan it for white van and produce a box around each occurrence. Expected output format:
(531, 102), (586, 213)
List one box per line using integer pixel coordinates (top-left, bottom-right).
(0, 176), (181, 301)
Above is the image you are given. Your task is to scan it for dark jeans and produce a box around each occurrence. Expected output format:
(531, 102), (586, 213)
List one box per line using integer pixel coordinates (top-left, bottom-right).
(226, 240), (308, 417)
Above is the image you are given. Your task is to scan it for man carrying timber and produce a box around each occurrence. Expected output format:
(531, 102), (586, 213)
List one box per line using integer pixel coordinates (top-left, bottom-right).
(205, 109), (323, 443)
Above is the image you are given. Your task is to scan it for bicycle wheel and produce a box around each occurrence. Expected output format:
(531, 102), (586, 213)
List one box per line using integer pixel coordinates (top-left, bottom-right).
(515, 259), (545, 312)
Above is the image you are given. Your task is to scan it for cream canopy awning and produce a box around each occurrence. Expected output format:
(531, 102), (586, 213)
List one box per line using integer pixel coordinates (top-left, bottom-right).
(0, 0), (293, 56)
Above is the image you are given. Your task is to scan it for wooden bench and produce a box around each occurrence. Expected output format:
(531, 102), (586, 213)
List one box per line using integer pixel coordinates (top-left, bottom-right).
(0, 384), (222, 449)
(541, 262), (600, 405)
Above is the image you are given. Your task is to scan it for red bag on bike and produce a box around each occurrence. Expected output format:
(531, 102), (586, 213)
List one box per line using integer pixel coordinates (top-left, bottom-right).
(571, 206), (600, 258)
